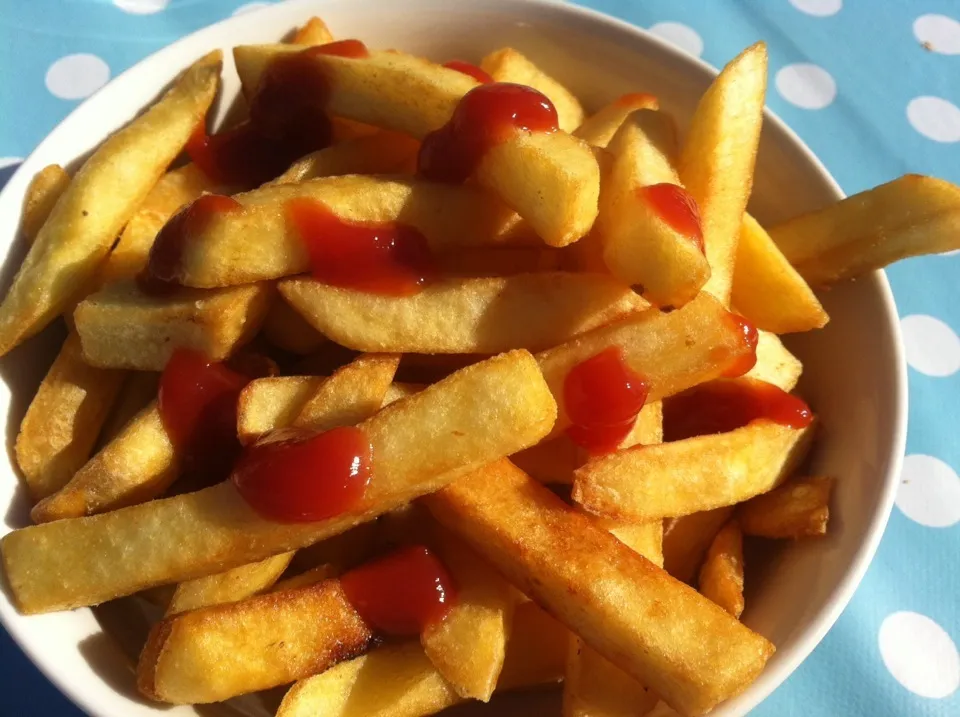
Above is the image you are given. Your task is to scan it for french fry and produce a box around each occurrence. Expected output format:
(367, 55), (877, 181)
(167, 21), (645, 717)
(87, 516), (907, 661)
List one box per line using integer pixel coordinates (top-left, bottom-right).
(770, 174), (960, 285)
(237, 375), (325, 445)
(98, 370), (160, 446)
(279, 273), (646, 353)
(663, 508), (736, 585)
(139, 579), (373, 703)
(3, 350), (557, 613)
(262, 297), (328, 355)
(436, 247), (563, 277)
(14, 333), (125, 501)
(0, 52), (222, 356)
(165, 552), (294, 616)
(573, 420), (815, 522)
(73, 281), (272, 371)
(294, 354), (400, 430)
(480, 47), (585, 132)
(574, 93), (660, 148)
(597, 110), (710, 307)
(678, 43), (767, 305)
(698, 520), (744, 618)
(291, 16), (334, 45)
(272, 131), (421, 184)
(425, 460), (774, 716)
(744, 330), (802, 392)
(21, 164), (71, 242)
(731, 214), (828, 334)
(737, 476), (834, 539)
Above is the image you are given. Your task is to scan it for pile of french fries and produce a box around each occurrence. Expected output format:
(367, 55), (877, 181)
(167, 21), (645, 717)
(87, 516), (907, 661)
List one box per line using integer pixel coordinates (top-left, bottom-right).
(2, 14), (959, 717)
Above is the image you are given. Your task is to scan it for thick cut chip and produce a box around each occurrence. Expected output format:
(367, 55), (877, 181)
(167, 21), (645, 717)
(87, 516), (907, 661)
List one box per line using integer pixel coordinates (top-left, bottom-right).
(15, 332), (125, 501)
(98, 370), (160, 446)
(3, 350), (557, 613)
(238, 376), (326, 445)
(165, 552), (294, 616)
(262, 298), (328, 355)
(574, 93), (660, 148)
(573, 420), (815, 522)
(293, 354), (400, 431)
(280, 273), (645, 353)
(73, 281), (272, 370)
(770, 174), (960, 285)
(698, 521), (744, 618)
(663, 508), (736, 586)
(731, 214), (828, 334)
(291, 16), (334, 45)
(737, 475), (833, 539)
(21, 164), (71, 242)
(744, 330), (802, 392)
(425, 460), (774, 716)
(0, 52), (222, 356)
(272, 132), (420, 185)
(678, 43), (767, 305)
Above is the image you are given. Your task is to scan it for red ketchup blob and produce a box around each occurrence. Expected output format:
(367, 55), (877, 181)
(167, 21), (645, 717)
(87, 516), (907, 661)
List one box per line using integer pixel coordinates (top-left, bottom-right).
(158, 348), (251, 481)
(340, 545), (458, 635)
(723, 313), (760, 377)
(231, 426), (373, 522)
(286, 196), (436, 295)
(418, 82), (559, 183)
(564, 346), (650, 455)
(141, 193), (243, 294)
(443, 60), (494, 84)
(663, 378), (814, 442)
(640, 183), (704, 253)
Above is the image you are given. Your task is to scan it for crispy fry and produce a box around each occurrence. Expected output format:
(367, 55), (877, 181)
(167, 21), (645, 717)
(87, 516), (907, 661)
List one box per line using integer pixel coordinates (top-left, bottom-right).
(574, 93), (660, 148)
(679, 43), (767, 305)
(744, 330), (802, 392)
(237, 376), (325, 445)
(291, 16), (334, 45)
(698, 521), (744, 618)
(73, 281), (272, 370)
(663, 508), (736, 586)
(0, 52), (222, 356)
(166, 553), (294, 616)
(770, 174), (960, 285)
(280, 273), (645, 353)
(272, 132), (421, 184)
(732, 214), (828, 334)
(98, 370), (160, 446)
(294, 354), (399, 430)
(14, 333), (125, 501)
(480, 47), (585, 132)
(425, 460), (774, 716)
(573, 420), (815, 522)
(21, 164), (70, 242)
(737, 476), (833, 539)
(262, 298), (328, 355)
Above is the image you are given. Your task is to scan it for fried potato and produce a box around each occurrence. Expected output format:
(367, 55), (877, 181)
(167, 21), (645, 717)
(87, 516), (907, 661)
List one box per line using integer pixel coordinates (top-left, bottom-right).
(732, 214), (828, 334)
(0, 52), (222, 356)
(139, 579), (372, 703)
(574, 93), (661, 148)
(770, 174), (960, 285)
(698, 521), (744, 618)
(98, 370), (160, 445)
(744, 330), (802, 392)
(166, 552), (294, 616)
(237, 376), (325, 445)
(679, 43), (767, 305)
(573, 420), (815, 522)
(291, 16), (334, 45)
(480, 47), (585, 132)
(14, 333), (125, 501)
(272, 132), (421, 184)
(425, 460), (774, 716)
(536, 292), (754, 439)
(737, 475), (833, 539)
(279, 272), (645, 354)
(597, 109), (710, 307)
(294, 353), (399, 431)
(73, 281), (272, 371)
(3, 350), (557, 613)
(166, 176), (532, 288)
(662, 508), (736, 586)
(21, 164), (70, 242)
(262, 297), (328, 355)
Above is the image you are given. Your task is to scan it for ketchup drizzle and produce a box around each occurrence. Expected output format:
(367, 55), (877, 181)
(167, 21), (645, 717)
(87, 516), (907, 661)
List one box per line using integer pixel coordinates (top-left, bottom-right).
(723, 313), (760, 377)
(640, 183), (704, 253)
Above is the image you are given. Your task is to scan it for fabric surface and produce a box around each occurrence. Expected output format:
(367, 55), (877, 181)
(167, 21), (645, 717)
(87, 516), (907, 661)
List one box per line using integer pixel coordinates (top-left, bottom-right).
(0, 1), (958, 715)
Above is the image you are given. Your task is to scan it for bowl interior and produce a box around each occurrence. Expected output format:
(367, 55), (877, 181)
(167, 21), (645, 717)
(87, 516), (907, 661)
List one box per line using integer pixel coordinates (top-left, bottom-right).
(0, 1), (905, 716)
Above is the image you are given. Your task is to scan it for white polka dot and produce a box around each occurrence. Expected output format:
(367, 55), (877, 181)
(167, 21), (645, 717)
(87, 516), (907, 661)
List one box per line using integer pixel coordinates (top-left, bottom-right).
(232, 2), (271, 15)
(775, 64), (836, 109)
(648, 23), (704, 57)
(879, 612), (959, 698)
(914, 14), (960, 55)
(897, 455), (960, 528)
(45, 54), (110, 101)
(789, 0), (842, 17)
(113, 0), (169, 14)
(901, 314), (960, 377)
(907, 96), (960, 143)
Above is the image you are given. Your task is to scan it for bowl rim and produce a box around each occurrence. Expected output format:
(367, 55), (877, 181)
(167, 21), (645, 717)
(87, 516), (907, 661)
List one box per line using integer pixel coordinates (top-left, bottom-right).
(0, 0), (908, 715)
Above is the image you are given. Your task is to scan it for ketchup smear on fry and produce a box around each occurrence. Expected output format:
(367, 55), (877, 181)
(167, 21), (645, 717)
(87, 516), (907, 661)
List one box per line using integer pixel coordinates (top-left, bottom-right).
(564, 347), (650, 455)
(723, 313), (760, 377)
(418, 82), (559, 183)
(286, 196), (436, 295)
(443, 60), (494, 84)
(663, 378), (813, 442)
(232, 426), (373, 522)
(640, 183), (704, 253)
(341, 545), (457, 635)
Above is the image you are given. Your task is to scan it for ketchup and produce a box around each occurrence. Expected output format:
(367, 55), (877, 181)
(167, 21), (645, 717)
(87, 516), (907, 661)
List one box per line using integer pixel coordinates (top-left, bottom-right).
(564, 346), (650, 455)
(723, 313), (760, 377)
(340, 545), (457, 635)
(158, 348), (250, 481)
(286, 196), (436, 295)
(418, 83), (559, 183)
(640, 183), (704, 253)
(443, 60), (494, 84)
(664, 378), (813, 442)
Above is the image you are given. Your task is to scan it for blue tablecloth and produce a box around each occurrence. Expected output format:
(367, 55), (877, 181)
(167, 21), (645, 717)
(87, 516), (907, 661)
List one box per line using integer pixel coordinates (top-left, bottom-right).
(1, 1), (958, 715)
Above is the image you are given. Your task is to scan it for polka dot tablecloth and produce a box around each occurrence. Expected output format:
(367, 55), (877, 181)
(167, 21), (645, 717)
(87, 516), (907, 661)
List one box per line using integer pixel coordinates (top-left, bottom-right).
(0, 1), (958, 715)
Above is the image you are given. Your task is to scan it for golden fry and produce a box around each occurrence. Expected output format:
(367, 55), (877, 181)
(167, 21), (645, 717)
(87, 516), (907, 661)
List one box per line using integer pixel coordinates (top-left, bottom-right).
(745, 330), (802, 392)
(166, 552), (294, 616)
(737, 475), (834, 539)
(262, 297), (328, 355)
(20, 164), (70, 242)
(273, 132), (420, 184)
(698, 520), (745, 618)
(98, 370), (159, 446)
(237, 376), (325, 445)
(291, 16), (334, 45)
(574, 93), (660, 148)
(294, 354), (399, 430)
(663, 507), (736, 586)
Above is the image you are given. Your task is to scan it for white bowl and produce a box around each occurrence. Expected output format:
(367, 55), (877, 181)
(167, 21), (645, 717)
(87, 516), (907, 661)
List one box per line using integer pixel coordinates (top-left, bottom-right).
(0, 0), (907, 715)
